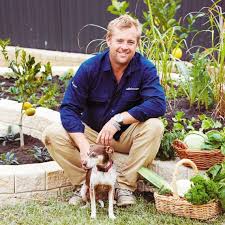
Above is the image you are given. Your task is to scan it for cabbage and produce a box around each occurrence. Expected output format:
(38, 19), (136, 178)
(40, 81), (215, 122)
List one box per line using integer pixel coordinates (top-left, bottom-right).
(176, 179), (192, 197)
(183, 131), (208, 150)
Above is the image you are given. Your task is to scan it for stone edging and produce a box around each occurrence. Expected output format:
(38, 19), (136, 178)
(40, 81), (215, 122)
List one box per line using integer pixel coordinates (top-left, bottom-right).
(0, 46), (93, 67)
(0, 99), (196, 205)
(0, 99), (74, 205)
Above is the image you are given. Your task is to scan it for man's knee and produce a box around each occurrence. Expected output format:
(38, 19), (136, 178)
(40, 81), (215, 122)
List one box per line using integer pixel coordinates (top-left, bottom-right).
(42, 124), (58, 147)
(142, 118), (164, 136)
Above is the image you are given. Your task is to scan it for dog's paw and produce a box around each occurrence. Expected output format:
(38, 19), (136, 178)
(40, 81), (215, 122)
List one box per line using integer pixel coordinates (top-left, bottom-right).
(91, 214), (96, 219)
(81, 202), (89, 209)
(98, 200), (104, 208)
(109, 214), (116, 220)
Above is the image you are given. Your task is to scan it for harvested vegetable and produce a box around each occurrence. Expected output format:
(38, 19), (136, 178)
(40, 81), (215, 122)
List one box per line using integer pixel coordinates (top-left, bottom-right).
(138, 167), (172, 194)
(138, 167), (192, 197)
(207, 161), (225, 210)
(183, 131), (208, 149)
(175, 179), (192, 197)
(218, 185), (225, 210)
(184, 174), (218, 205)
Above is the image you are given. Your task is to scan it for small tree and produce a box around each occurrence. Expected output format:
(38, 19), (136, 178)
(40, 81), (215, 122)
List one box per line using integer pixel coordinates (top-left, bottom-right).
(0, 39), (56, 147)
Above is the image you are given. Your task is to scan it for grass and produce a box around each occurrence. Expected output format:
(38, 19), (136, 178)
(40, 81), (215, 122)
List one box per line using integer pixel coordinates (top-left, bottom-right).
(0, 192), (224, 225)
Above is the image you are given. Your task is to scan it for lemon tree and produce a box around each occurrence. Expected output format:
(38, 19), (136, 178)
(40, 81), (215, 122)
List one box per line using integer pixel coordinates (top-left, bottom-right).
(0, 39), (57, 147)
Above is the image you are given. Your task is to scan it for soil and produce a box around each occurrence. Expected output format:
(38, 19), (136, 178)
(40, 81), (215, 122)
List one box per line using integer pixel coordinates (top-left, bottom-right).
(0, 75), (224, 164)
(0, 134), (48, 164)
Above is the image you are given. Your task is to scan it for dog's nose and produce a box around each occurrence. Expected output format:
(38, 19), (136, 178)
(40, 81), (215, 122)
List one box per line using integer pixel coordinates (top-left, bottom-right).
(82, 161), (87, 167)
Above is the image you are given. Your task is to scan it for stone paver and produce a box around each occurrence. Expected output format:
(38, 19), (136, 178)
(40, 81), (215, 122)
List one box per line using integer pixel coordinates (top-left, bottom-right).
(14, 164), (46, 193)
(41, 161), (72, 190)
(0, 165), (15, 194)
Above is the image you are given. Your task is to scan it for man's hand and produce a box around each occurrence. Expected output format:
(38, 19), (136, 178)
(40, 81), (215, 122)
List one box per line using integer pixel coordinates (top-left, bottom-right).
(79, 148), (90, 170)
(96, 119), (118, 146)
(68, 132), (90, 170)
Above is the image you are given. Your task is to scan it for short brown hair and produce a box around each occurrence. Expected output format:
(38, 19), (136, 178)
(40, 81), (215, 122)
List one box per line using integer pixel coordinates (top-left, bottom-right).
(106, 15), (142, 42)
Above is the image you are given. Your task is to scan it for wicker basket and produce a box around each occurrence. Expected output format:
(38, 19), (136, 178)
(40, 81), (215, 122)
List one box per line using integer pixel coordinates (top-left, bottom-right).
(172, 139), (225, 170)
(154, 159), (222, 220)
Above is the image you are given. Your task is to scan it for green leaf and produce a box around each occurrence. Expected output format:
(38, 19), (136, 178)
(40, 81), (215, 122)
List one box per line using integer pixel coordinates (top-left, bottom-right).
(138, 167), (171, 192)
(206, 130), (223, 143)
(202, 143), (220, 150)
(107, 0), (129, 15)
(221, 143), (225, 155)
(173, 122), (184, 131)
(207, 164), (222, 180)
(172, 111), (186, 123)
(207, 161), (225, 182)
(201, 118), (214, 130)
(198, 114), (207, 121)
(218, 186), (225, 210)
(167, 19), (176, 26)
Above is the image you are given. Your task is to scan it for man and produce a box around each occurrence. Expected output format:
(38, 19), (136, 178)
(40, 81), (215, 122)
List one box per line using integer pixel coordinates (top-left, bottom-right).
(42, 15), (166, 207)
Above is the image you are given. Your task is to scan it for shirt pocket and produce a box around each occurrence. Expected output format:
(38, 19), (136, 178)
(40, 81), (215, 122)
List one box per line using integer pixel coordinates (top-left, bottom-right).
(122, 90), (140, 102)
(88, 95), (108, 105)
(118, 90), (141, 111)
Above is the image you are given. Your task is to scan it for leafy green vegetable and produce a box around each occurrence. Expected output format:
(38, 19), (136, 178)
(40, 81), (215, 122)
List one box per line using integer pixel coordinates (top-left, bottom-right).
(207, 130), (223, 142)
(184, 174), (218, 205)
(207, 162), (225, 182)
(183, 131), (208, 149)
(221, 143), (225, 155)
(218, 185), (225, 210)
(206, 162), (225, 210)
(157, 131), (182, 160)
(181, 128), (225, 152)
(138, 167), (172, 194)
(207, 164), (223, 181)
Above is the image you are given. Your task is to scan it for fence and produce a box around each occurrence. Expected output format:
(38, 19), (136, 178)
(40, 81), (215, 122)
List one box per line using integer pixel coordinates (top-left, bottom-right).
(0, 0), (224, 54)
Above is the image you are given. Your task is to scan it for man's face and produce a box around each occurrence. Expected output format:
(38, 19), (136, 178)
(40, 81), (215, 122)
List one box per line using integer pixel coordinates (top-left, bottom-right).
(106, 26), (139, 67)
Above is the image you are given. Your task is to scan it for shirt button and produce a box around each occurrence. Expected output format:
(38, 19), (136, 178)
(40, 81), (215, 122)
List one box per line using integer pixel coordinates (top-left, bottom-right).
(111, 109), (114, 113)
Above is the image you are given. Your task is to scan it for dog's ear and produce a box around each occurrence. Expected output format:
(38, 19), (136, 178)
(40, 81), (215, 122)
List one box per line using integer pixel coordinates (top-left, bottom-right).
(105, 146), (114, 154)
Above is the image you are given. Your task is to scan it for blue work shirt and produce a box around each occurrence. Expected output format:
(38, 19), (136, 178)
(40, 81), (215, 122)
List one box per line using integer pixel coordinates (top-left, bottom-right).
(60, 50), (166, 140)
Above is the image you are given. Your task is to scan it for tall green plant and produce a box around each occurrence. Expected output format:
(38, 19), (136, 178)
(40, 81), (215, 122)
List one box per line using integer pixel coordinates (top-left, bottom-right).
(0, 39), (56, 147)
(190, 1), (225, 116)
(176, 51), (214, 109)
(108, 0), (197, 43)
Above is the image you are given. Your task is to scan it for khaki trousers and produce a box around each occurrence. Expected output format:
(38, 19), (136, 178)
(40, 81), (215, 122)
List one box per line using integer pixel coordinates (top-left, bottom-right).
(42, 118), (164, 192)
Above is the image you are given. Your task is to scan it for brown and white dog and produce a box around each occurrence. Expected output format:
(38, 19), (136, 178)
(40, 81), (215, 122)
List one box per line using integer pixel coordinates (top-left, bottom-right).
(80, 144), (117, 220)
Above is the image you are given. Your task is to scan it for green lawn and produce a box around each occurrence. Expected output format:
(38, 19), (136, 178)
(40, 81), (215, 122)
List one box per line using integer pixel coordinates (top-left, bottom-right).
(0, 192), (224, 225)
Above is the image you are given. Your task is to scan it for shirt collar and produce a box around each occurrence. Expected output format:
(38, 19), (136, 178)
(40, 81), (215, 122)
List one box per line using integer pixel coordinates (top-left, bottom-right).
(102, 50), (141, 76)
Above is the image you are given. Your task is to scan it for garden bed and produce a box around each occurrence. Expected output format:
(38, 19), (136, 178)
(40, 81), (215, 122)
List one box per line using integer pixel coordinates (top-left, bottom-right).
(0, 74), (224, 164)
(0, 134), (46, 164)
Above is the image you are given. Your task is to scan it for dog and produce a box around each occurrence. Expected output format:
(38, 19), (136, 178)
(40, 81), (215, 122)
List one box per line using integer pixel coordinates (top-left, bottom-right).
(80, 144), (117, 219)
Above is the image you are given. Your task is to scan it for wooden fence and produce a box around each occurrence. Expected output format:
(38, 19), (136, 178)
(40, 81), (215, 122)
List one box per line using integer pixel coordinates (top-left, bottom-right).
(0, 0), (224, 53)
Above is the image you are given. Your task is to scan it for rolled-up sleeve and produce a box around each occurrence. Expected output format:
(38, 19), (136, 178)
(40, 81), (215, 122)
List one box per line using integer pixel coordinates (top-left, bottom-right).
(128, 65), (166, 121)
(60, 64), (89, 133)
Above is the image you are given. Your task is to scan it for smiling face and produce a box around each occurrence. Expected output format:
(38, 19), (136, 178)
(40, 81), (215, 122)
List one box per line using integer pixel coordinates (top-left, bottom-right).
(106, 26), (139, 68)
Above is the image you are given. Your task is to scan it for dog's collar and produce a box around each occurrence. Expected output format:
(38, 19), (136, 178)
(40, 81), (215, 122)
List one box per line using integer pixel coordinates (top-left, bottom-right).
(97, 160), (113, 172)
